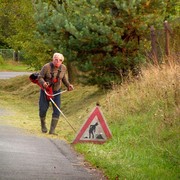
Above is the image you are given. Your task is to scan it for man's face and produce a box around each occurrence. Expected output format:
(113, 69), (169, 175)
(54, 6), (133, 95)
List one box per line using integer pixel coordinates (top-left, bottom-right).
(53, 56), (63, 68)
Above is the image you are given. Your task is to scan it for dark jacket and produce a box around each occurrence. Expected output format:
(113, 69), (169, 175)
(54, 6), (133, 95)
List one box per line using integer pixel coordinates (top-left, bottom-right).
(38, 62), (70, 91)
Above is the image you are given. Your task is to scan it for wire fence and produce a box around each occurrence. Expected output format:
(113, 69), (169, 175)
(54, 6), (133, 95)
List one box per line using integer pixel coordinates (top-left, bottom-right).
(0, 49), (21, 61)
(148, 20), (180, 65)
(0, 49), (13, 60)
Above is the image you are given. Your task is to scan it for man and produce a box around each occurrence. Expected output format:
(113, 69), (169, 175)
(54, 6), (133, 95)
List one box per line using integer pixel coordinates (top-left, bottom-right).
(38, 53), (73, 135)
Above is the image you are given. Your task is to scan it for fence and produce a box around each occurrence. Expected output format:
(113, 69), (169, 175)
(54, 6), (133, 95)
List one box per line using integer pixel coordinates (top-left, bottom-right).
(0, 49), (20, 61)
(149, 20), (179, 65)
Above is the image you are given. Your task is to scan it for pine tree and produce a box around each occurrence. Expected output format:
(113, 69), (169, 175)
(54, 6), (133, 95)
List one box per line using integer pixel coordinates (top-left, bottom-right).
(34, 0), (179, 87)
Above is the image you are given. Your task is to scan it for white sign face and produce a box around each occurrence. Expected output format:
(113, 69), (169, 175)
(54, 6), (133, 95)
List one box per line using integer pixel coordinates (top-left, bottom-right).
(80, 116), (107, 141)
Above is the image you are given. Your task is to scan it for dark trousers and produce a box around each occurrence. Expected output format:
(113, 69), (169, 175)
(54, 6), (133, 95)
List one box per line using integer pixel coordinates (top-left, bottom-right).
(39, 89), (61, 119)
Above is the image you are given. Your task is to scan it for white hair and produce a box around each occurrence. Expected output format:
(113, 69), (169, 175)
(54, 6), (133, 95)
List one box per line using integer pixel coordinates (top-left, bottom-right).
(53, 53), (64, 62)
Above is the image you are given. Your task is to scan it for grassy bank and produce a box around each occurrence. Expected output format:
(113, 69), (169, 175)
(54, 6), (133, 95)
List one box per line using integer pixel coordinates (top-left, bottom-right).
(0, 62), (179, 179)
(0, 59), (33, 71)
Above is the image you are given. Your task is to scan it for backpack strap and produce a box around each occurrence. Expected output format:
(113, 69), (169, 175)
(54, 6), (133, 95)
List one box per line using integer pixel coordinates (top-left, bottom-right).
(50, 62), (61, 85)
(56, 65), (61, 80)
(50, 62), (54, 81)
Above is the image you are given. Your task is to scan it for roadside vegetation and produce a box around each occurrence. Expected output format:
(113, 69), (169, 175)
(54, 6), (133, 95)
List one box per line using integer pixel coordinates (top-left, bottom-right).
(1, 1), (179, 87)
(0, 56), (32, 72)
(0, 1), (179, 179)
(0, 60), (179, 179)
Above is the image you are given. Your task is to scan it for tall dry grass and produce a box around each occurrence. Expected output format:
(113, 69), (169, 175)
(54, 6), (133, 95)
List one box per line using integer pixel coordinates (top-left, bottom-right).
(105, 61), (180, 125)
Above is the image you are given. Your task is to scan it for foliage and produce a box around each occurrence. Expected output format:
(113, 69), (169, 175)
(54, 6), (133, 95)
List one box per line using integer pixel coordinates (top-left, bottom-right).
(0, 60), (32, 71)
(34, 0), (179, 88)
(0, 0), (179, 85)
(0, 0), (52, 69)
(0, 55), (5, 65)
(0, 0), (30, 49)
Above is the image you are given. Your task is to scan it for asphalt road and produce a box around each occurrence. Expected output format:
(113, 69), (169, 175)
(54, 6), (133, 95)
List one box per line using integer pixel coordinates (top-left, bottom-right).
(0, 72), (31, 79)
(0, 125), (104, 180)
(0, 72), (105, 180)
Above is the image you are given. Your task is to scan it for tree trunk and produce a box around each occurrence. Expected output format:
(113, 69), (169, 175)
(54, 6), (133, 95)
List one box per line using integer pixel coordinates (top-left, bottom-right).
(150, 26), (158, 65)
(67, 61), (78, 84)
(164, 21), (170, 56)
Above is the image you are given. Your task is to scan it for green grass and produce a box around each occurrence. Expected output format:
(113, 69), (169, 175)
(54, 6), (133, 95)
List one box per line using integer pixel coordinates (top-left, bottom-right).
(0, 60), (33, 71)
(75, 112), (179, 179)
(0, 62), (179, 179)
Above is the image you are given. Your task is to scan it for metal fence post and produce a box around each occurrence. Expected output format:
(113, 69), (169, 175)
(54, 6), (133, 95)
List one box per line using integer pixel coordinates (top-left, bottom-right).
(13, 50), (19, 61)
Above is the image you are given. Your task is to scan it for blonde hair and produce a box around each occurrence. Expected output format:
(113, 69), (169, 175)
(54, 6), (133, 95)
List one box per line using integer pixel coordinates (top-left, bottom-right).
(53, 53), (64, 62)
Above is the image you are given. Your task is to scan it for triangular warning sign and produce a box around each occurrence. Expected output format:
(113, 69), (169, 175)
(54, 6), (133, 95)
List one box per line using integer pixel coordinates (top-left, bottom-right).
(72, 106), (112, 144)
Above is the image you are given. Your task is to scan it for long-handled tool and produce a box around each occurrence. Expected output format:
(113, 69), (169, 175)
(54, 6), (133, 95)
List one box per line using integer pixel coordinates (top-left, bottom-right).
(29, 73), (76, 132)
(45, 89), (67, 97)
(44, 89), (76, 133)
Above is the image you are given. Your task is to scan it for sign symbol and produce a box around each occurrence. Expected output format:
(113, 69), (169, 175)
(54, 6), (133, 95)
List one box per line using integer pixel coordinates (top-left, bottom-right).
(89, 122), (98, 139)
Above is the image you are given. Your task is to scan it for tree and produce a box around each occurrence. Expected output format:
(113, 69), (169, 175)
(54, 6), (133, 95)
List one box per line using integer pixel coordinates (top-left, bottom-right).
(0, 0), (52, 68)
(34, 0), (179, 87)
(0, 0), (14, 48)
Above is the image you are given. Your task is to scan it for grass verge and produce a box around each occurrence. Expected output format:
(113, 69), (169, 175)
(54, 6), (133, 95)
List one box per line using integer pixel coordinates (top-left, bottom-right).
(0, 63), (179, 179)
(0, 60), (33, 71)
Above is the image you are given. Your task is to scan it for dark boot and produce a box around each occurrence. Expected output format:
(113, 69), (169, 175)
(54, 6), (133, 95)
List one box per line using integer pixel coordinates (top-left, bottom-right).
(49, 117), (59, 135)
(40, 117), (48, 133)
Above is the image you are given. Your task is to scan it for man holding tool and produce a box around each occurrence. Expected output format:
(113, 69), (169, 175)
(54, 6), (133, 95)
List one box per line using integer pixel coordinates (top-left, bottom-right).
(38, 53), (74, 135)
